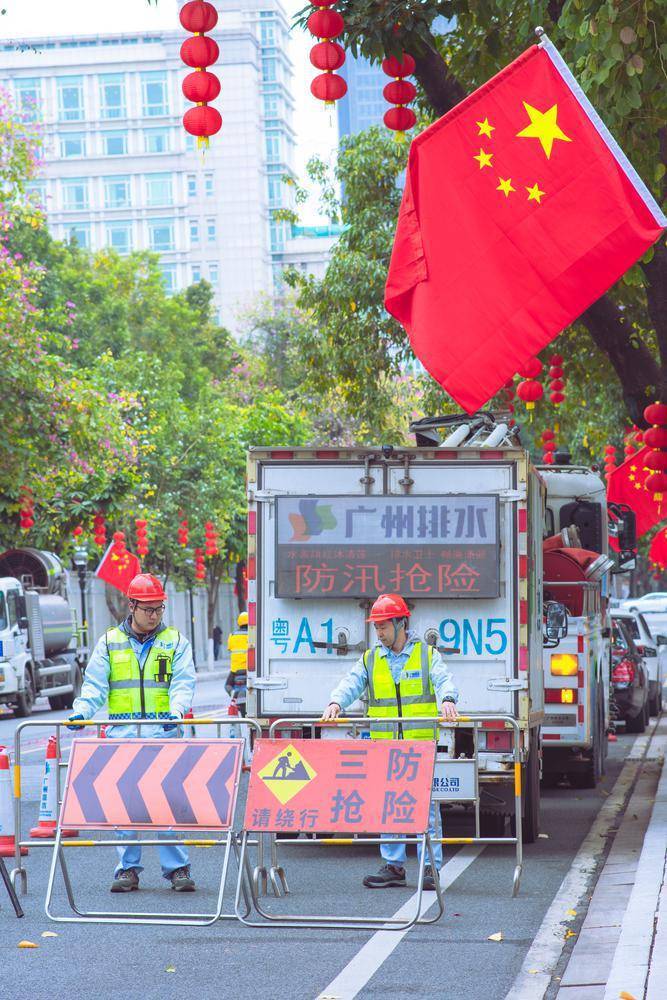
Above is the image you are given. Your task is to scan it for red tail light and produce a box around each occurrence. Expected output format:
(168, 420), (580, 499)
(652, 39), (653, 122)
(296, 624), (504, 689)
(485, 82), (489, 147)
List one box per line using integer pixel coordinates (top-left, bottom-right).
(612, 658), (635, 684)
(545, 688), (578, 704)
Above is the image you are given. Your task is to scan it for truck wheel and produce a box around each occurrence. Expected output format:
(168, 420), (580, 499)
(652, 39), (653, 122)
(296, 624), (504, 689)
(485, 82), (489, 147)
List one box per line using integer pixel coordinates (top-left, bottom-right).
(626, 704), (646, 734)
(14, 670), (35, 718)
(48, 694), (66, 711)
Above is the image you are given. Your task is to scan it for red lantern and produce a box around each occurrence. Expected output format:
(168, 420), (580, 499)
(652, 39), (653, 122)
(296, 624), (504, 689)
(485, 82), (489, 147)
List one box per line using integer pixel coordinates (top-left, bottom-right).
(179, 0), (218, 33)
(516, 378), (543, 411)
(309, 40), (345, 71)
(603, 445), (616, 482)
(307, 9), (344, 38)
(646, 472), (667, 493)
(542, 429), (555, 441)
(543, 452), (555, 465)
(204, 520), (219, 557)
(518, 358), (542, 379)
(183, 104), (222, 138)
(549, 353), (563, 366)
(180, 35), (219, 68)
(93, 513), (106, 547)
(182, 70), (221, 103)
(72, 524), (83, 539)
(135, 518), (149, 559)
(382, 50), (417, 135)
(310, 73), (347, 103)
(177, 518), (189, 548)
(644, 427), (667, 449)
(644, 402), (667, 426)
(542, 440), (556, 452)
(19, 486), (35, 533)
(643, 403), (667, 505)
(645, 449), (667, 472)
(550, 391), (565, 405)
(547, 352), (565, 407)
(194, 547), (206, 581)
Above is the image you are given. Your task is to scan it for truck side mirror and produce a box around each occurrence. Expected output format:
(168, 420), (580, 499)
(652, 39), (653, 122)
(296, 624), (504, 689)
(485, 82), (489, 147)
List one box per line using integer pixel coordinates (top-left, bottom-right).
(543, 600), (568, 647)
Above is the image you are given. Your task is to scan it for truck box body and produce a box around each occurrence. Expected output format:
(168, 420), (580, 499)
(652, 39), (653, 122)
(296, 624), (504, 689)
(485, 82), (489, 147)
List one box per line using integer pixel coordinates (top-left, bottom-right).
(247, 447), (545, 746)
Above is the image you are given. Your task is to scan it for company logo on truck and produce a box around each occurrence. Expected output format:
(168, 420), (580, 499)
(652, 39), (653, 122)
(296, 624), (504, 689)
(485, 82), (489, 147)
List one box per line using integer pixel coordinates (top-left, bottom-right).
(288, 499), (337, 542)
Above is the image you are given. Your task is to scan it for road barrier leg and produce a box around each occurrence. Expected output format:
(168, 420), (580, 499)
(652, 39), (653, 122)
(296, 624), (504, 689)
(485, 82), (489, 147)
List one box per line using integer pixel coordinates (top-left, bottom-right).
(269, 832), (289, 897)
(252, 832), (269, 897)
(0, 856), (24, 918)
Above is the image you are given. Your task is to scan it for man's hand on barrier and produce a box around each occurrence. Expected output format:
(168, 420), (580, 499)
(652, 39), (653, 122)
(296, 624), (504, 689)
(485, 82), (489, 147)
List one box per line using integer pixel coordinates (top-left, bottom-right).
(321, 702), (341, 722)
(66, 714), (85, 732)
(440, 701), (458, 723)
(163, 712), (182, 733)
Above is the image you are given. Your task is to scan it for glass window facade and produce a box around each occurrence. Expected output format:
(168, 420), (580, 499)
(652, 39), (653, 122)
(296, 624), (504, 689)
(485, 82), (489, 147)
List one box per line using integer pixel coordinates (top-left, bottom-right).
(99, 73), (126, 119)
(65, 222), (90, 248)
(159, 263), (177, 293)
(191, 264), (201, 283)
(149, 218), (175, 251)
(187, 174), (197, 197)
(60, 132), (86, 158)
(204, 172), (214, 197)
(189, 219), (199, 244)
(145, 172), (172, 207)
(14, 77), (41, 119)
(57, 76), (84, 121)
(62, 178), (88, 211)
(141, 71), (169, 117)
(144, 128), (170, 154)
(206, 217), (216, 242)
(106, 221), (132, 254)
(103, 175), (131, 209)
(102, 130), (127, 156)
(208, 262), (218, 284)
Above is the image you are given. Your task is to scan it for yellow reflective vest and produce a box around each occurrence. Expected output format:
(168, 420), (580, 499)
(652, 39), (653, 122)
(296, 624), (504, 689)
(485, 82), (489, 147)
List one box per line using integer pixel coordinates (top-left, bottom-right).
(365, 641), (438, 740)
(107, 625), (179, 719)
(228, 629), (248, 673)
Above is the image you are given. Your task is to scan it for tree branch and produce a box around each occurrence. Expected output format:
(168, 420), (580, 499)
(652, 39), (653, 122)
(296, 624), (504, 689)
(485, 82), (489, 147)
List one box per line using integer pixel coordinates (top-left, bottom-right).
(412, 41), (465, 117)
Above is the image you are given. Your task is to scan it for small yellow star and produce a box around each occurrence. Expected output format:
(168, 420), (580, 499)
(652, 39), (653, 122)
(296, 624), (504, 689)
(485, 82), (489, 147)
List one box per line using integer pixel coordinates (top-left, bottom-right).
(634, 483), (642, 490)
(516, 103), (571, 159)
(630, 465), (637, 471)
(629, 474), (636, 481)
(526, 182), (545, 204)
(476, 117), (495, 138)
(474, 148), (493, 169)
(497, 177), (515, 198)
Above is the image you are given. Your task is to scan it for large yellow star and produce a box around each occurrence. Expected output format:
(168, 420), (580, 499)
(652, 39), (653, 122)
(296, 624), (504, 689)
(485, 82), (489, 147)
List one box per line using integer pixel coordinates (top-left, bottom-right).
(526, 182), (545, 204)
(474, 148), (493, 169)
(497, 177), (515, 198)
(516, 103), (571, 158)
(476, 117), (494, 138)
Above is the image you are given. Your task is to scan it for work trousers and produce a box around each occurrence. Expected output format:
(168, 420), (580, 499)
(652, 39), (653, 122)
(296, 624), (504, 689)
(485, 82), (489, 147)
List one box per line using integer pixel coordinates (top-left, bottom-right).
(380, 801), (442, 870)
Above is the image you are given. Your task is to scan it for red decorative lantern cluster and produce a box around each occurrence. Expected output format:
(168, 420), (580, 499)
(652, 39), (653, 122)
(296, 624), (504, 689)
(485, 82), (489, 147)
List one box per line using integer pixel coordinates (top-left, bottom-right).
(178, 518), (189, 548)
(603, 445), (616, 482)
(72, 524), (83, 541)
(19, 486), (34, 532)
(112, 530), (127, 555)
(93, 513), (106, 548)
(548, 353), (565, 406)
(382, 52), (416, 135)
(180, 1), (222, 149)
(542, 428), (556, 465)
(643, 402), (667, 499)
(135, 518), (149, 559)
(516, 358), (543, 413)
(204, 521), (219, 557)
(194, 547), (206, 581)
(307, 1), (347, 105)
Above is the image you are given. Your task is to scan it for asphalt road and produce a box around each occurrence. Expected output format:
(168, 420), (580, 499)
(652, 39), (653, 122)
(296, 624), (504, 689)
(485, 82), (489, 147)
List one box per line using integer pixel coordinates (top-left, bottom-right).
(0, 681), (650, 1000)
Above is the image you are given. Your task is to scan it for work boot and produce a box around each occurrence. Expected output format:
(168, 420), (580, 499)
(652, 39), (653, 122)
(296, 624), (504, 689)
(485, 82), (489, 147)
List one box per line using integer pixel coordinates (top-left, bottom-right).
(110, 868), (140, 893)
(363, 863), (406, 889)
(169, 865), (196, 892)
(422, 865), (437, 892)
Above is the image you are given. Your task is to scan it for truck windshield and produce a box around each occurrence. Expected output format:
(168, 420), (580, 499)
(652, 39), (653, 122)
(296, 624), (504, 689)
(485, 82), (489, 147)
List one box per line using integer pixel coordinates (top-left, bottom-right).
(0, 592), (6, 630)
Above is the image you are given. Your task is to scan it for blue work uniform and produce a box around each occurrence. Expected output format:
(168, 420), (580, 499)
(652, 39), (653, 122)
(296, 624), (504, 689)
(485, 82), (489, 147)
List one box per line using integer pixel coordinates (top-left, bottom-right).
(330, 630), (458, 871)
(73, 617), (196, 878)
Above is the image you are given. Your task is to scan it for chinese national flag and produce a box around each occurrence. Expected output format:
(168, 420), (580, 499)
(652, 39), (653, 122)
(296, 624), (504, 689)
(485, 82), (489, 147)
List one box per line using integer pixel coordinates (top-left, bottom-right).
(95, 541), (141, 595)
(649, 528), (667, 569)
(385, 39), (666, 414)
(607, 447), (667, 537)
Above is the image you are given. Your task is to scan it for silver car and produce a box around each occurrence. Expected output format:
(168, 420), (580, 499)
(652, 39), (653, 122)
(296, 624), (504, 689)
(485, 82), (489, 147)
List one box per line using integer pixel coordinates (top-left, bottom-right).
(621, 592), (667, 614)
(611, 609), (665, 716)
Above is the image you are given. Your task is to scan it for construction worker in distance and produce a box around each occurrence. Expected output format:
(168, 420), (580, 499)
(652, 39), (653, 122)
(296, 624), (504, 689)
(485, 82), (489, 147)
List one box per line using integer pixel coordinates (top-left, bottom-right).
(66, 574), (196, 895)
(321, 593), (458, 892)
(225, 611), (248, 716)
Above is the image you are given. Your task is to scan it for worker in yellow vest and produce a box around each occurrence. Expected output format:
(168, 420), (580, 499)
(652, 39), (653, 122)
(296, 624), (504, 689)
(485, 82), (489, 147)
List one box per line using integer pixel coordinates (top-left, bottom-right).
(322, 593), (458, 891)
(226, 611), (248, 715)
(67, 573), (196, 894)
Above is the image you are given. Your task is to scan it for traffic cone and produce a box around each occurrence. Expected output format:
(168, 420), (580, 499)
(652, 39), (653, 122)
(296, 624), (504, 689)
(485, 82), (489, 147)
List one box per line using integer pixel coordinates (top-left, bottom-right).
(30, 737), (78, 839)
(0, 747), (28, 857)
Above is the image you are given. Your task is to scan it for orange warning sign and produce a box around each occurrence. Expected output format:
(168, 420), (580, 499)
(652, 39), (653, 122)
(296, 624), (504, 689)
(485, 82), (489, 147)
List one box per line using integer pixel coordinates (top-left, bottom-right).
(245, 739), (436, 834)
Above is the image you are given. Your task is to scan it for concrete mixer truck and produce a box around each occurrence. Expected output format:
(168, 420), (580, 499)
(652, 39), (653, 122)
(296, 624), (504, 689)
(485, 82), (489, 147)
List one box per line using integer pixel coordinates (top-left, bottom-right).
(0, 548), (85, 716)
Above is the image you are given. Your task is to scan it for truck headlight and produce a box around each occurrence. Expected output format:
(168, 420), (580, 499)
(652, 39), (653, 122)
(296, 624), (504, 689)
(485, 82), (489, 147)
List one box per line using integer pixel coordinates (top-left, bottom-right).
(550, 653), (578, 676)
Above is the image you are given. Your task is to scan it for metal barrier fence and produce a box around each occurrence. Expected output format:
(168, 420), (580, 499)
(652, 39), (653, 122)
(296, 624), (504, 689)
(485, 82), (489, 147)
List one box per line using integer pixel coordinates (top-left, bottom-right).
(266, 714), (524, 897)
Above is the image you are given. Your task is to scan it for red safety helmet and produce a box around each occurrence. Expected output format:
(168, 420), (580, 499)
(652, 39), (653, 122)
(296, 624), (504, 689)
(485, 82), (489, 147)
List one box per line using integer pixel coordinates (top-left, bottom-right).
(126, 574), (167, 602)
(367, 593), (410, 623)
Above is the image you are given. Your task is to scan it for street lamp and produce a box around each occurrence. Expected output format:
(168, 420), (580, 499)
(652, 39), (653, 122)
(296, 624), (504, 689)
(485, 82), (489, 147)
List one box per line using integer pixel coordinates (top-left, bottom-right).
(72, 545), (89, 650)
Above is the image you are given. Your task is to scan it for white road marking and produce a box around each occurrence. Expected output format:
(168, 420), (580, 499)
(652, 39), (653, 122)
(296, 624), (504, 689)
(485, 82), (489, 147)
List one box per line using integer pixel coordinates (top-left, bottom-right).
(316, 845), (484, 1000)
(505, 724), (659, 1000)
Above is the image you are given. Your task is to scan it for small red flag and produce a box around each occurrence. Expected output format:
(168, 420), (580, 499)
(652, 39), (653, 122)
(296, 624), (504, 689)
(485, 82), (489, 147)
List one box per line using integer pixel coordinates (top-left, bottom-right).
(385, 37), (665, 414)
(95, 541), (141, 595)
(607, 447), (667, 538)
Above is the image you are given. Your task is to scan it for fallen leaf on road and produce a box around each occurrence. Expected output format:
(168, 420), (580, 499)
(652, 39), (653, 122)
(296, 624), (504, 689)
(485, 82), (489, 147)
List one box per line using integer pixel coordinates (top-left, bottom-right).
(40, 931), (58, 938)
(538, 833), (549, 839)
(565, 909), (577, 917)
(528, 969), (539, 975)
(620, 993), (637, 1000)
(18, 941), (38, 949)
(488, 931), (503, 942)
(165, 967), (176, 973)
(565, 930), (576, 939)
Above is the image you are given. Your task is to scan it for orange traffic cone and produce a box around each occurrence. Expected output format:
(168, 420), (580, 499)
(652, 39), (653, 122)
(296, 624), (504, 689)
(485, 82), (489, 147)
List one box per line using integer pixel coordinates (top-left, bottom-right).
(30, 736), (78, 839)
(0, 747), (28, 857)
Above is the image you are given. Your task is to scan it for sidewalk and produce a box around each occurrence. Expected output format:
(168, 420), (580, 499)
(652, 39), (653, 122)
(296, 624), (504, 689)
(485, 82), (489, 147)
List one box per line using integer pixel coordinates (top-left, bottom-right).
(556, 718), (667, 1000)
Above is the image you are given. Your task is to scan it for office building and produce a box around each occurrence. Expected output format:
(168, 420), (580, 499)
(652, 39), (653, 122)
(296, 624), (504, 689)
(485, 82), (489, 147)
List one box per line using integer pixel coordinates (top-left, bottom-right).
(337, 53), (386, 138)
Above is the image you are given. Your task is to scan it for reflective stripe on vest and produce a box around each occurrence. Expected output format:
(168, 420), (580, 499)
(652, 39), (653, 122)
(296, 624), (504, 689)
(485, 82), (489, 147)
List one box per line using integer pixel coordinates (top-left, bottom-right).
(366, 642), (438, 740)
(107, 625), (179, 719)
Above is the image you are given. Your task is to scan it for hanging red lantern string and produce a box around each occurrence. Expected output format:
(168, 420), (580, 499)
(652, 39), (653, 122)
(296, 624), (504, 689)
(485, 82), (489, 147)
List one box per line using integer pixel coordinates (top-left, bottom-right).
(180, 1), (222, 150)
(603, 445), (617, 483)
(204, 521), (219, 558)
(381, 52), (416, 136)
(541, 428), (556, 465)
(93, 513), (107, 548)
(548, 353), (565, 406)
(307, 1), (347, 106)
(643, 403), (667, 509)
(177, 517), (189, 548)
(516, 359), (543, 416)
(194, 547), (206, 581)
(135, 518), (149, 559)
(19, 486), (35, 533)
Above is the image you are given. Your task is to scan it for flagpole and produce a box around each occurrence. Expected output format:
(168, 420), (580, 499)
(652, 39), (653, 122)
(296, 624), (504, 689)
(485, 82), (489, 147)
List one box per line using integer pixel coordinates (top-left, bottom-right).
(534, 26), (667, 228)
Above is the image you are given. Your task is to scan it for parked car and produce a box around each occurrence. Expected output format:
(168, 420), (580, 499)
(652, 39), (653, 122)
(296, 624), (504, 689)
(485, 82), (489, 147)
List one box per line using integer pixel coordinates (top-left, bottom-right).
(613, 610), (665, 716)
(610, 616), (649, 733)
(621, 592), (667, 614)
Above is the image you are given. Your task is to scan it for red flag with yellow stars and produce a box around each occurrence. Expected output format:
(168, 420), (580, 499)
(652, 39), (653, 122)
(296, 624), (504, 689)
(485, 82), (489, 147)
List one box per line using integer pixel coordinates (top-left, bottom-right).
(385, 36), (666, 414)
(607, 447), (667, 537)
(95, 540), (141, 594)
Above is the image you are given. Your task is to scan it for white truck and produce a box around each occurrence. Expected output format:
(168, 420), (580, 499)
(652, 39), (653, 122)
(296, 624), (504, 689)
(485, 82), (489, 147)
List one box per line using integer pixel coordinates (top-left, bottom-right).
(0, 548), (85, 716)
(246, 414), (567, 842)
(538, 464), (614, 788)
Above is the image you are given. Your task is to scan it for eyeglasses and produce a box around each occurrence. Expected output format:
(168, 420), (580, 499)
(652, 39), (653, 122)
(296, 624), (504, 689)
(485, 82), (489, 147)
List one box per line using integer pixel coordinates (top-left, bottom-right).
(135, 604), (165, 616)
